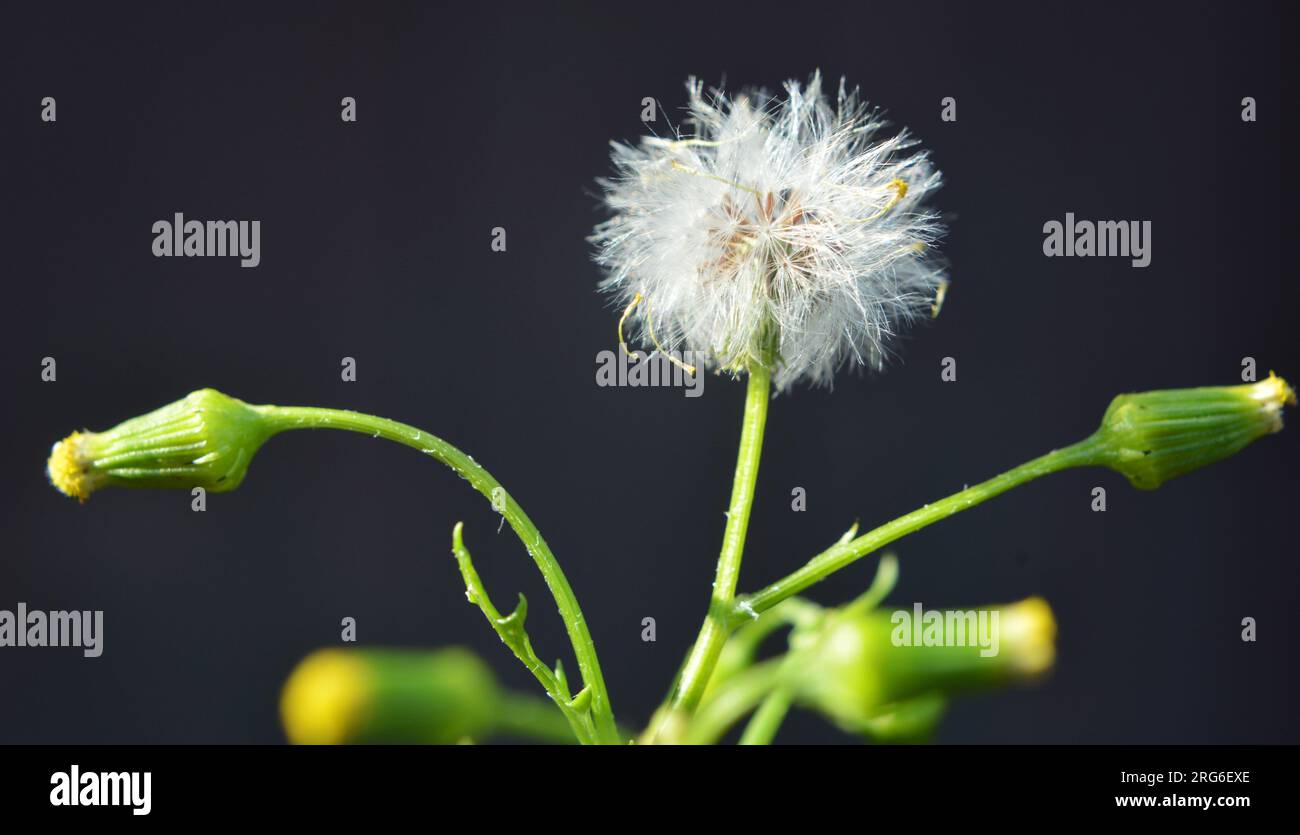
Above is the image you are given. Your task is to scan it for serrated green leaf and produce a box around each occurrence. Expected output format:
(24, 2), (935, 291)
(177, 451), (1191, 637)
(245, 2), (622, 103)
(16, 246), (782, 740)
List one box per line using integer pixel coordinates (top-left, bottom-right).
(450, 522), (593, 744)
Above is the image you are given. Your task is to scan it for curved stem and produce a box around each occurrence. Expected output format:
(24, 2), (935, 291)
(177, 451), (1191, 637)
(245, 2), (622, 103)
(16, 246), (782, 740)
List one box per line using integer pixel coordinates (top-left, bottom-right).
(495, 692), (585, 744)
(730, 435), (1105, 624)
(256, 405), (620, 744)
(733, 558), (899, 745)
(684, 658), (784, 744)
(670, 365), (771, 717)
(739, 686), (793, 745)
(452, 523), (595, 744)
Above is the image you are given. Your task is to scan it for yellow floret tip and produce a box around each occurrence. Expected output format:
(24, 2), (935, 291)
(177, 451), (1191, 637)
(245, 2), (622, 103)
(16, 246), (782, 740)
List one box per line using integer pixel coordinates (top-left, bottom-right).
(47, 432), (94, 502)
(1001, 596), (1057, 675)
(280, 650), (372, 745)
(1263, 371), (1296, 407)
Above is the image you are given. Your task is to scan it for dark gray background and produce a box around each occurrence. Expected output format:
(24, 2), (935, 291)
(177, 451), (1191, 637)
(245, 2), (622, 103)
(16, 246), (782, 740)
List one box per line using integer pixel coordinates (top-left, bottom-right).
(0, 1), (1294, 743)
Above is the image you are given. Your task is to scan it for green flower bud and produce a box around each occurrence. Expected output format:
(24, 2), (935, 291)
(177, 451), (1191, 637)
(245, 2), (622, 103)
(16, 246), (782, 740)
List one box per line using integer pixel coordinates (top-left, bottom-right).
(47, 388), (274, 501)
(855, 692), (948, 744)
(793, 597), (1056, 736)
(1091, 374), (1294, 490)
(280, 648), (501, 745)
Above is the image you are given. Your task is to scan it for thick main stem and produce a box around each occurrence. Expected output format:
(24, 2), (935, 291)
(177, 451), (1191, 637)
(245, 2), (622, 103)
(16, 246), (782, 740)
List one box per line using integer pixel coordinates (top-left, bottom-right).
(671, 365), (771, 715)
(256, 405), (621, 744)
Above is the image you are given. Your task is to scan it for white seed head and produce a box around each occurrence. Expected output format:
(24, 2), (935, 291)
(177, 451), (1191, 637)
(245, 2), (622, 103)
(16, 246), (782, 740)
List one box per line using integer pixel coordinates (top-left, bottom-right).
(591, 72), (948, 391)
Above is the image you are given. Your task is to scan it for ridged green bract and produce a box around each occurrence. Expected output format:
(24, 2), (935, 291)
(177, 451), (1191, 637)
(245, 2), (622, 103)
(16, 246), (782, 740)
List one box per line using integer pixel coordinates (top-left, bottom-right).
(1092, 376), (1292, 490)
(53, 388), (274, 497)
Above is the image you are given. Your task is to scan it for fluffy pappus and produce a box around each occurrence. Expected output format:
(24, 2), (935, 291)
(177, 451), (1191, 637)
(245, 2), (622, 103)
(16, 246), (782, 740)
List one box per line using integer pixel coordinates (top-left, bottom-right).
(590, 71), (949, 391)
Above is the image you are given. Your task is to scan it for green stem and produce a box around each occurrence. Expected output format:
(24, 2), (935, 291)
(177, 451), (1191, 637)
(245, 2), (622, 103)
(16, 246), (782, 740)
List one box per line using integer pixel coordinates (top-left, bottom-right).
(495, 693), (585, 744)
(684, 658), (784, 744)
(671, 365), (771, 716)
(730, 434), (1105, 625)
(452, 523), (595, 744)
(256, 405), (620, 744)
(730, 557), (900, 744)
(738, 687), (793, 745)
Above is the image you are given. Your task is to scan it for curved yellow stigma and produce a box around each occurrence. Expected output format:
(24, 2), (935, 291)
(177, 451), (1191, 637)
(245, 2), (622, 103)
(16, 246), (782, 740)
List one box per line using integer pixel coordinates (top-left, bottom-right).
(47, 432), (97, 502)
(668, 159), (763, 199)
(852, 179), (909, 223)
(617, 292), (644, 359)
(644, 297), (697, 376)
(617, 291), (698, 376)
(930, 278), (949, 319)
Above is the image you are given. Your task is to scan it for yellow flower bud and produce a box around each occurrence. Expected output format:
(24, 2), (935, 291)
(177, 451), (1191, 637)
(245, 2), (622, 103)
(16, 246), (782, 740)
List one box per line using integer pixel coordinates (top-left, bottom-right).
(1092, 373), (1294, 490)
(280, 648), (501, 745)
(793, 597), (1056, 736)
(47, 389), (274, 501)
